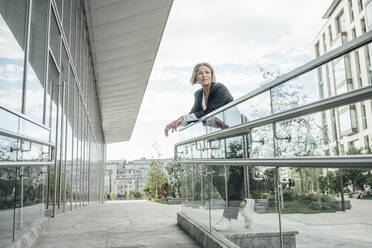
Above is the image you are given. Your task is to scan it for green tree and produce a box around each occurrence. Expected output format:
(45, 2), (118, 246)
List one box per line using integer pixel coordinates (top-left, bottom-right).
(272, 83), (323, 195)
(145, 160), (167, 199)
(166, 161), (182, 198)
(342, 147), (371, 191)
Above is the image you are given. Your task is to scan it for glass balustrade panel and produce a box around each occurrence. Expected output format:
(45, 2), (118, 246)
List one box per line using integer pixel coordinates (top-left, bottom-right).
(271, 42), (372, 115)
(249, 124), (274, 158)
(0, 167), (16, 247)
(182, 165), (211, 230)
(14, 166), (46, 241)
(280, 167), (372, 248)
(274, 101), (372, 158)
(209, 165), (281, 246)
(181, 165), (194, 215)
(0, 135), (18, 161)
(238, 91), (272, 124)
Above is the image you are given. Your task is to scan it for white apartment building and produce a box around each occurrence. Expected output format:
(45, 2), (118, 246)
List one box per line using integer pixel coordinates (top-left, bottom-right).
(104, 160), (123, 196)
(105, 158), (174, 196)
(313, 0), (372, 155)
(116, 160), (149, 195)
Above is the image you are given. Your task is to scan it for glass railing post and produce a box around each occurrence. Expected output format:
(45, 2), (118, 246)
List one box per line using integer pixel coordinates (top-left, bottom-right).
(274, 167), (283, 248)
(208, 166), (212, 232)
(270, 87), (284, 248)
(331, 111), (346, 211)
(12, 170), (17, 243)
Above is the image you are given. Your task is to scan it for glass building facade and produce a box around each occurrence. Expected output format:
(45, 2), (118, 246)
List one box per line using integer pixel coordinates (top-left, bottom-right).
(0, 0), (105, 247)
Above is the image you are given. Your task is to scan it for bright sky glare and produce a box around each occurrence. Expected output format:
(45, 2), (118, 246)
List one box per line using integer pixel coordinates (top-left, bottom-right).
(107, 0), (334, 161)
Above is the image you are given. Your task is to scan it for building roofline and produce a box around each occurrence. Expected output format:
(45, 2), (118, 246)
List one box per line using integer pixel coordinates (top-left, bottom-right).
(323, 0), (341, 19)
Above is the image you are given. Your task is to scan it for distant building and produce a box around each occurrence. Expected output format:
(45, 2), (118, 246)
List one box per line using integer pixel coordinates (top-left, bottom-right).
(105, 158), (172, 197)
(116, 159), (150, 196)
(313, 0), (372, 155)
(104, 160), (124, 196)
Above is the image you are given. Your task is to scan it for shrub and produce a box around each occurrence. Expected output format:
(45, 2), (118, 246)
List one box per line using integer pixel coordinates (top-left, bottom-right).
(298, 194), (318, 204)
(268, 196), (276, 207)
(261, 193), (272, 199)
(283, 189), (298, 201)
(298, 193), (338, 211)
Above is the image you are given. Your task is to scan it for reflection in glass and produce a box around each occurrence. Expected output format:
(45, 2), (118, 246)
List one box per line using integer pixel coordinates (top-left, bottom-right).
(280, 167), (372, 248)
(338, 105), (358, 135)
(249, 125), (274, 158)
(276, 113), (323, 158)
(223, 107), (243, 127)
(14, 166), (46, 242)
(0, 135), (18, 161)
(18, 142), (47, 162)
(25, 0), (48, 124)
(19, 119), (49, 141)
(0, 108), (19, 132)
(239, 92), (271, 122)
(0, 0), (27, 113)
(271, 69), (318, 114)
(0, 168), (16, 247)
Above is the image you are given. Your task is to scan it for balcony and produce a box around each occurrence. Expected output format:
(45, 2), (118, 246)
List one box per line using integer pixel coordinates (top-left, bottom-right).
(174, 31), (372, 248)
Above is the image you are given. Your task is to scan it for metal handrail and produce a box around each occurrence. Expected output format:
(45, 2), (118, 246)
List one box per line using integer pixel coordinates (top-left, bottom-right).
(179, 30), (372, 132)
(176, 156), (372, 169)
(0, 161), (54, 168)
(0, 128), (54, 148)
(0, 105), (50, 131)
(175, 85), (372, 147)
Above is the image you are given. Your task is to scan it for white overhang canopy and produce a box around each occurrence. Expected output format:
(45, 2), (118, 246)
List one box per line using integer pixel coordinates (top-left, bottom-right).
(85, 0), (173, 143)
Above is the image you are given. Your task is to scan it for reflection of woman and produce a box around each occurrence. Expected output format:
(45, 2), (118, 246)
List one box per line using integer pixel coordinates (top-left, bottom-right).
(165, 63), (253, 231)
(164, 62), (233, 136)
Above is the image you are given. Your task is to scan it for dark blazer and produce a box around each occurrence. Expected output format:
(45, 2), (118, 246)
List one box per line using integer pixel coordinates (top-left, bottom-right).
(189, 82), (233, 119)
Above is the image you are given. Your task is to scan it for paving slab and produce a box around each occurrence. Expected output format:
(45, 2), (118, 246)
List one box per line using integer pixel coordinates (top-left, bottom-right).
(32, 200), (200, 248)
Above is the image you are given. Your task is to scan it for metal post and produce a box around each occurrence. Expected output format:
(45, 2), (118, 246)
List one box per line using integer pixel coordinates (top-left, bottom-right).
(21, 0), (32, 114)
(191, 165), (195, 203)
(224, 165), (228, 208)
(200, 165), (204, 205)
(243, 133), (249, 198)
(275, 167), (284, 248)
(332, 109), (345, 211)
(270, 89), (283, 248)
(208, 166), (213, 233)
(52, 80), (60, 217)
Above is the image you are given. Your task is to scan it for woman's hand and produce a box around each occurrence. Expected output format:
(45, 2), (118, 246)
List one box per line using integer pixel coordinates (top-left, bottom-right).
(215, 117), (229, 129)
(164, 116), (184, 136)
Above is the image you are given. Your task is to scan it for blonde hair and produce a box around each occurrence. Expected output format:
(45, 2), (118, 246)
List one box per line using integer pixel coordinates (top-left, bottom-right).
(190, 62), (216, 85)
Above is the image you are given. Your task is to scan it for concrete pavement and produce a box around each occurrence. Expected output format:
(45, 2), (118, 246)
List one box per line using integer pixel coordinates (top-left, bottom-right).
(29, 198), (372, 248)
(32, 200), (200, 248)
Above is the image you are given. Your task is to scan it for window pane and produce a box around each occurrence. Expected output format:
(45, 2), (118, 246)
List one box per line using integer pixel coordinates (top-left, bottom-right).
(366, 1), (372, 28)
(339, 107), (352, 134)
(63, 0), (71, 44)
(50, 13), (61, 68)
(26, 0), (48, 123)
(0, 0), (27, 112)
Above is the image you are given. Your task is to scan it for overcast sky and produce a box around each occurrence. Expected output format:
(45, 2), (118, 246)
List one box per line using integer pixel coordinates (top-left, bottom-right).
(107, 0), (334, 161)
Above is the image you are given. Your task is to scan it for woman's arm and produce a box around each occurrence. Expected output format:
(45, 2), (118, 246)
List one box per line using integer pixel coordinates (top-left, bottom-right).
(164, 116), (184, 137)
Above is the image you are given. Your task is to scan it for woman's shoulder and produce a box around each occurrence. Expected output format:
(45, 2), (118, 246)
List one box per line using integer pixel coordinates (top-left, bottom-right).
(212, 82), (228, 91)
(194, 88), (203, 96)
